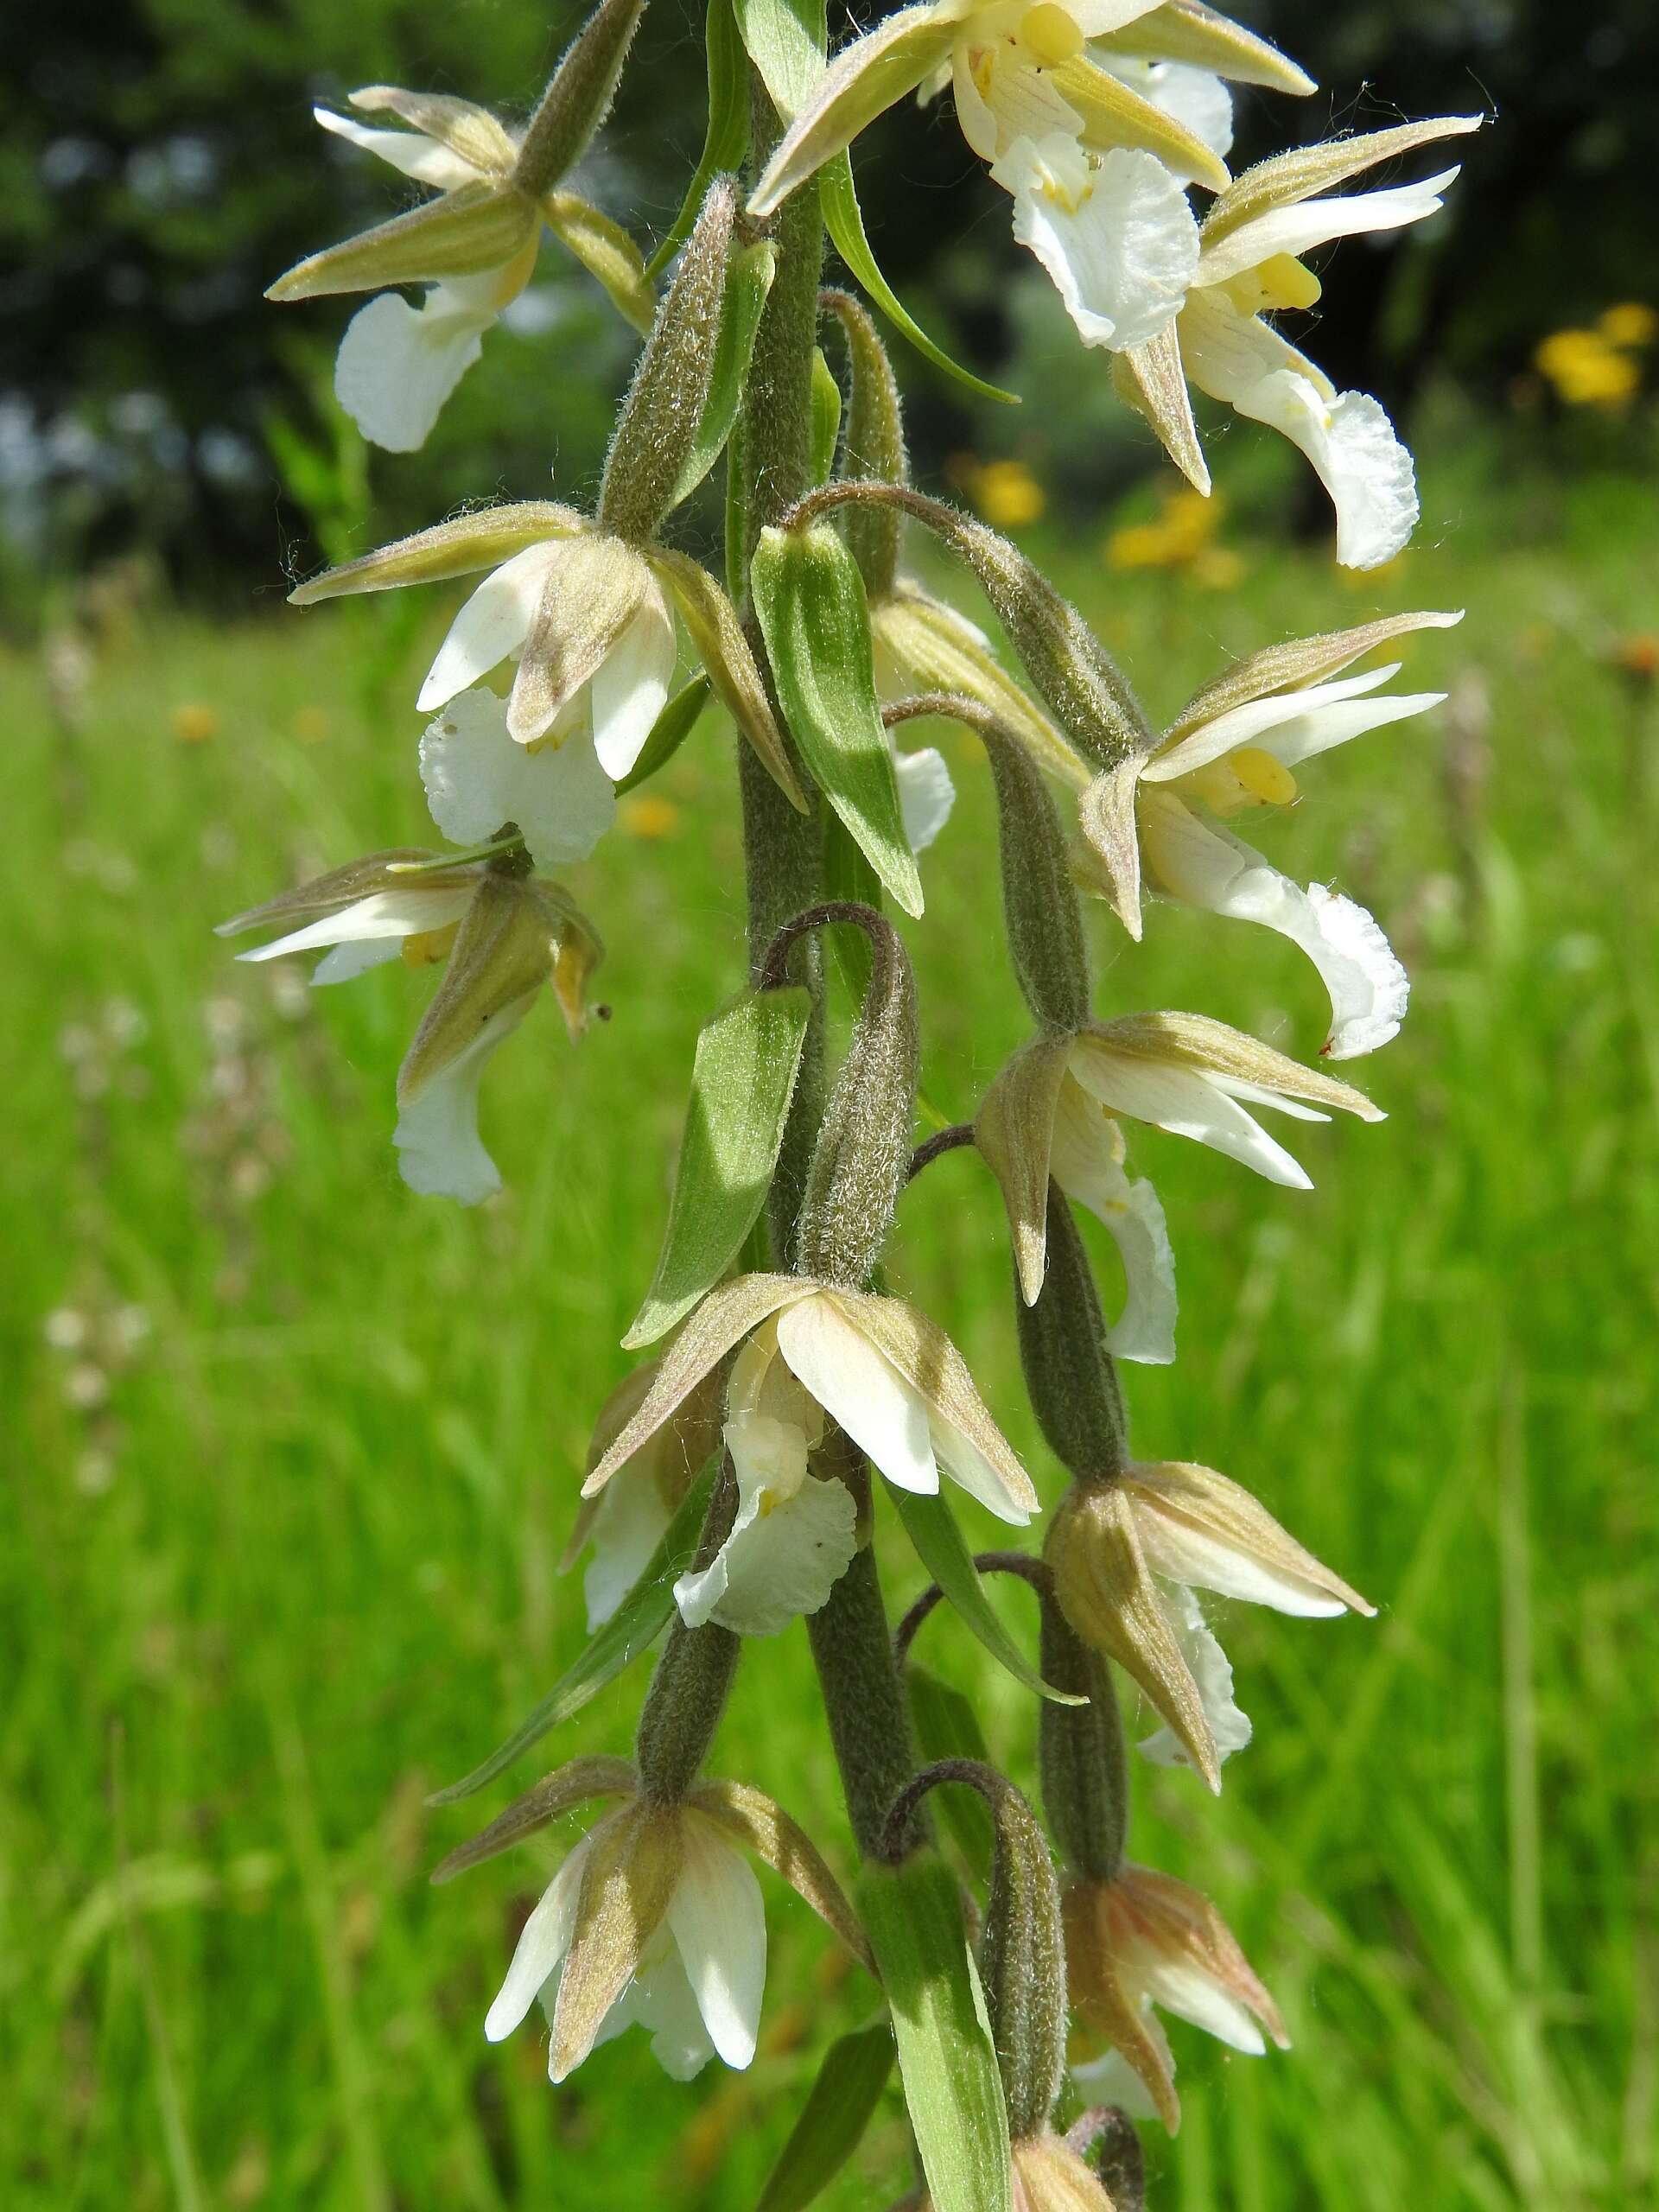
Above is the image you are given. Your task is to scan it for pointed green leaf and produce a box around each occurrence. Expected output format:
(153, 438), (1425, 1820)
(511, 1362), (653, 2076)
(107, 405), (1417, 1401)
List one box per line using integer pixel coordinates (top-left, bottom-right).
(428, 1455), (719, 1804)
(906, 1666), (995, 1881)
(886, 1484), (1084, 1707)
(647, 0), (753, 279)
(809, 346), (842, 487)
(857, 1857), (1013, 2212)
(669, 240), (779, 508)
(755, 2022), (896, 2212)
(614, 673), (713, 794)
(821, 155), (1019, 407)
(752, 522), (924, 918)
(733, 0), (828, 124)
(624, 987), (813, 1348)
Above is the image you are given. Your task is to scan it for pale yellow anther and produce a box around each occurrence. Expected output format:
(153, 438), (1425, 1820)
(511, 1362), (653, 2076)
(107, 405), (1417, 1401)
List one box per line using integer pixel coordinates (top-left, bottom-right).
(1255, 251), (1323, 312)
(402, 921), (462, 967)
(1020, 3), (1084, 67)
(1229, 747), (1299, 805)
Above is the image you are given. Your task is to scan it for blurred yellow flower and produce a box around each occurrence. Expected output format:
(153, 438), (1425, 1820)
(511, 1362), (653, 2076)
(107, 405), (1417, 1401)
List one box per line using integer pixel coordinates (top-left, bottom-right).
(1598, 302), (1656, 349)
(1535, 326), (1642, 407)
(620, 793), (680, 840)
(950, 454), (1047, 528)
(173, 703), (220, 745)
(1106, 487), (1243, 588)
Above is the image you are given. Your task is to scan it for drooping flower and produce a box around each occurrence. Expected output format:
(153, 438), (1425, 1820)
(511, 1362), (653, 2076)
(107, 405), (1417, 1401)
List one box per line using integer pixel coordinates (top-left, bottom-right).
(584, 1275), (1038, 1529)
(218, 849), (601, 1205)
(1046, 1461), (1372, 1788)
(1064, 1859), (1288, 2130)
(1087, 611), (1462, 1057)
(435, 1758), (870, 2084)
(976, 1010), (1382, 1329)
(287, 507), (804, 805)
(1115, 115), (1482, 566)
(419, 684), (618, 871)
(561, 1363), (724, 1630)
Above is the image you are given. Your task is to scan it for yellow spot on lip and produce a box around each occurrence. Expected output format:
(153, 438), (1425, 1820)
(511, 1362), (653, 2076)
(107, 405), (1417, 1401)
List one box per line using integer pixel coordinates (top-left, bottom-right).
(1229, 746), (1298, 806)
(402, 921), (461, 968)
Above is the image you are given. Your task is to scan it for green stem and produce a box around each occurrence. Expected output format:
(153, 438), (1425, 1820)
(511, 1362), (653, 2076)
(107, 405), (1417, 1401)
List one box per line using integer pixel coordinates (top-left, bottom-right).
(737, 67), (920, 1859)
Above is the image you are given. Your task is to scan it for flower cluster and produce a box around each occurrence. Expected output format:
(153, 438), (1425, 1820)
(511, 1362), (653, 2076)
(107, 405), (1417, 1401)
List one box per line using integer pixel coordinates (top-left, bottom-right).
(231, 1), (1472, 2199)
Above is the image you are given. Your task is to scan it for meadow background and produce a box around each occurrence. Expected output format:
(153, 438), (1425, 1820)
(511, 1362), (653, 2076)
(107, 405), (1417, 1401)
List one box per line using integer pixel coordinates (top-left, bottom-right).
(5, 0), (1658, 2206)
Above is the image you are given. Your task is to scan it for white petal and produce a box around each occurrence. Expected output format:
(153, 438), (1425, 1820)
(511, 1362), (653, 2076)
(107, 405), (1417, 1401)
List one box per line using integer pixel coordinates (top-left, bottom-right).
(674, 1467), (858, 1637)
(420, 686), (615, 868)
(776, 1296), (938, 1495)
(667, 1820), (767, 2072)
(313, 106), (484, 190)
(1135, 1951), (1267, 2054)
(392, 989), (535, 1205)
(1145, 664), (1403, 782)
(925, 1413), (1033, 1527)
(1258, 690), (1445, 774)
(581, 1467), (675, 1631)
(417, 542), (565, 714)
(1096, 57), (1233, 159)
(484, 1840), (591, 2042)
(1070, 1042), (1313, 1188)
(1139, 794), (1408, 1058)
(1048, 1078), (1177, 1363)
(1196, 168), (1461, 289)
(593, 1942), (717, 2080)
(1182, 293), (1421, 567)
(1138, 1586), (1251, 1770)
(590, 588), (677, 780)
(956, 48), (1084, 162)
(235, 886), (472, 963)
(309, 937), (409, 986)
(334, 290), (493, 454)
(1132, 1502), (1346, 1618)
(1066, 0), (1171, 34)
(894, 745), (957, 852)
(992, 140), (1199, 353)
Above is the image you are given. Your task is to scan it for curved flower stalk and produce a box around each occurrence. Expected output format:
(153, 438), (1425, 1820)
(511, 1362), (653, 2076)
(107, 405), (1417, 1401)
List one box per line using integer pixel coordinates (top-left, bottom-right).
(1064, 1859), (1287, 2128)
(977, 1010), (1382, 1316)
(269, 0), (656, 449)
(434, 1756), (870, 2082)
(562, 1363), (724, 1630)
(1116, 115), (1481, 565)
(219, 853), (601, 1204)
(585, 1274), (1039, 1530)
(1046, 1463), (1371, 1788)
(1079, 610), (1464, 1057)
(286, 503), (803, 801)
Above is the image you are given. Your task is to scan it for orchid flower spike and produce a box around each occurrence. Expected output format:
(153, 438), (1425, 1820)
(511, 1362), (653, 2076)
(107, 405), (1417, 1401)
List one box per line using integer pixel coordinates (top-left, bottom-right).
(1064, 1859), (1289, 2131)
(218, 844), (601, 1205)
(432, 1757), (870, 2084)
(1116, 114), (1484, 566)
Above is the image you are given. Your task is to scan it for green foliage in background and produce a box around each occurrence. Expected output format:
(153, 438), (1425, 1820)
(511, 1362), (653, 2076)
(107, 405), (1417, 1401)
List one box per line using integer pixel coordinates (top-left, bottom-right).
(4, 437), (1656, 2206)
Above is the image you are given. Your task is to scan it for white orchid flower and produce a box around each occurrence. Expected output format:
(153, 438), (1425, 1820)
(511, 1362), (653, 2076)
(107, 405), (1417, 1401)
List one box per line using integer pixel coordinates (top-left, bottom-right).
(748, 0), (1314, 221)
(219, 856), (601, 1205)
(585, 1275), (1038, 1529)
(562, 1364), (724, 1630)
(1127, 611), (1461, 1056)
(1046, 1073), (1177, 1363)
(989, 137), (1201, 354)
(1065, 1859), (1288, 2132)
(458, 1762), (870, 2087)
(1116, 116), (1482, 566)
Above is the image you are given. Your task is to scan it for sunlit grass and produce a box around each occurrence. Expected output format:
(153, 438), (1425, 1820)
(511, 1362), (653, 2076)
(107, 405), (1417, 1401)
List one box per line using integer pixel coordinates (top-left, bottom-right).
(4, 447), (1656, 2209)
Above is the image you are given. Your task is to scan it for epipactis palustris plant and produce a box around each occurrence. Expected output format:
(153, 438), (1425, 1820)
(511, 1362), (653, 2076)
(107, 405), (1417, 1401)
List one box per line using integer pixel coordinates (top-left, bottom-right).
(234, 0), (1478, 2199)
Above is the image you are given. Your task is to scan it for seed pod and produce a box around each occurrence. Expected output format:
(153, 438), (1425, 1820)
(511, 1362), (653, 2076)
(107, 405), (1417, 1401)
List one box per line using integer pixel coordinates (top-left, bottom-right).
(1012, 1181), (1129, 1482)
(822, 288), (907, 601)
(513, 0), (649, 200)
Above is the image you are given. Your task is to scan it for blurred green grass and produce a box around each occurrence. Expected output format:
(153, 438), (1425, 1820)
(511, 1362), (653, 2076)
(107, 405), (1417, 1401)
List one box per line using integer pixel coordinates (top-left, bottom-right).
(4, 446), (1657, 2210)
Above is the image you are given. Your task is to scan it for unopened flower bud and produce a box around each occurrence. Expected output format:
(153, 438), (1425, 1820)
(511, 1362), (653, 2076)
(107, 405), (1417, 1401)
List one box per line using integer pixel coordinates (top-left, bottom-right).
(769, 903), (920, 1286)
(598, 175), (739, 543)
(822, 288), (907, 601)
